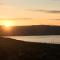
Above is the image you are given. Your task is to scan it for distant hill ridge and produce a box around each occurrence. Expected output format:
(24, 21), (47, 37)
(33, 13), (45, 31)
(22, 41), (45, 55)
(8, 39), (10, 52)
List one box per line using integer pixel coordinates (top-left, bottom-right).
(0, 25), (60, 36)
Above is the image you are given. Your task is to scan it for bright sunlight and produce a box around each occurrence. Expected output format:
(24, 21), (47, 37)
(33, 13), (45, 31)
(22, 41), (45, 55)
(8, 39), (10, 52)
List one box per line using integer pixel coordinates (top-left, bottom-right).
(2, 20), (14, 27)
(1, 20), (14, 31)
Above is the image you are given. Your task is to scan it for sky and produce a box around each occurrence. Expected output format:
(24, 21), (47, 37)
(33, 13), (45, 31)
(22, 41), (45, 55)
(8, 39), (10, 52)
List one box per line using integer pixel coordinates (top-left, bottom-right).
(0, 0), (60, 26)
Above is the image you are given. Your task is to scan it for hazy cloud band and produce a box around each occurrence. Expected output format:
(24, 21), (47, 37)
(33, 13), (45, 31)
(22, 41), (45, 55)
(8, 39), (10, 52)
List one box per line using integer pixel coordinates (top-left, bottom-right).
(29, 9), (60, 13)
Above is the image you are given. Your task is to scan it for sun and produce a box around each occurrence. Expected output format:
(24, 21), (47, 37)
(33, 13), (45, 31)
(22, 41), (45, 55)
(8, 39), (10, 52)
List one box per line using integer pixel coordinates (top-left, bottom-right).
(2, 20), (13, 27)
(1, 20), (14, 31)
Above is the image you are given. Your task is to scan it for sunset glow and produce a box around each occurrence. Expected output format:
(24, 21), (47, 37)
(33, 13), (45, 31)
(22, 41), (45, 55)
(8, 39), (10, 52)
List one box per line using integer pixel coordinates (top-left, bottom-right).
(0, 0), (60, 26)
(2, 20), (14, 27)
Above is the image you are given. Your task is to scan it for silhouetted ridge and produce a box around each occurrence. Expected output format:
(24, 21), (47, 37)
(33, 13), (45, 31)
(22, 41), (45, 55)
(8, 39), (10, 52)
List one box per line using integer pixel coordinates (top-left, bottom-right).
(0, 25), (60, 35)
(32, 25), (60, 35)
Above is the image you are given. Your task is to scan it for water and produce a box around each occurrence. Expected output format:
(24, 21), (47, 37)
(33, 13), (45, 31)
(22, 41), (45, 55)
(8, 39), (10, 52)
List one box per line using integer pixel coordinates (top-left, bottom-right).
(4, 35), (60, 44)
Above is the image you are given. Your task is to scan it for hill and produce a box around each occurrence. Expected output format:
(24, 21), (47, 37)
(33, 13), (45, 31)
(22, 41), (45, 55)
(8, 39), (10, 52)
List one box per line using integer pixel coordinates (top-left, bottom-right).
(0, 25), (60, 35)
(32, 25), (60, 35)
(0, 37), (60, 60)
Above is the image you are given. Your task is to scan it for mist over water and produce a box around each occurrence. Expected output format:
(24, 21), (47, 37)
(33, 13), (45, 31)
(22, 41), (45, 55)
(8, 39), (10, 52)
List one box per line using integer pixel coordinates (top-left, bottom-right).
(4, 35), (60, 44)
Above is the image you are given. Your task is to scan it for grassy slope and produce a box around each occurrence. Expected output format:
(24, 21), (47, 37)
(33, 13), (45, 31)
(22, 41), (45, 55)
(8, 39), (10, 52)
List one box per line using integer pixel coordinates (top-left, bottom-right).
(0, 37), (60, 60)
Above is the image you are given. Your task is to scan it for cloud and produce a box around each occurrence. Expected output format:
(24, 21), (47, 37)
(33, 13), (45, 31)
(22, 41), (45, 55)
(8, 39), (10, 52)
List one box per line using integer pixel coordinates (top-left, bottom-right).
(14, 18), (32, 20)
(49, 19), (60, 20)
(0, 18), (32, 20)
(0, 0), (4, 5)
(0, 2), (4, 5)
(28, 9), (60, 13)
(0, 0), (5, 5)
(0, 3), (2, 5)
(52, 0), (60, 1)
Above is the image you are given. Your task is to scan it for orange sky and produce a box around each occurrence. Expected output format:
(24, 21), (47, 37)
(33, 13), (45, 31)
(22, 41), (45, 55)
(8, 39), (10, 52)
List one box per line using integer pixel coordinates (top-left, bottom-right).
(0, 6), (60, 26)
(0, 0), (60, 26)
(32, 19), (60, 26)
(0, 19), (60, 26)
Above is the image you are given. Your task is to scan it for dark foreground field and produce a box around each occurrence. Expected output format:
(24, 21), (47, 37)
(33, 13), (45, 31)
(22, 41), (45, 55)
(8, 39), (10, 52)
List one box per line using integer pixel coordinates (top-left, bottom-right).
(0, 37), (60, 60)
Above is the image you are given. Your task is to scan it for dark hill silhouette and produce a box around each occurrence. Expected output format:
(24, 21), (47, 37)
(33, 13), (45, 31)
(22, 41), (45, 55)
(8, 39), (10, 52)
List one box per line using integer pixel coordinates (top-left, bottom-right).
(32, 25), (60, 35)
(0, 37), (60, 60)
(0, 25), (60, 35)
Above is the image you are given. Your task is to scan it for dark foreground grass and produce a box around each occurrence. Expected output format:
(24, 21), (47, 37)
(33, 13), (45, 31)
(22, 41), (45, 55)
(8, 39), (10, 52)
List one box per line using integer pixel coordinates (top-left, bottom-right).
(0, 37), (60, 60)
